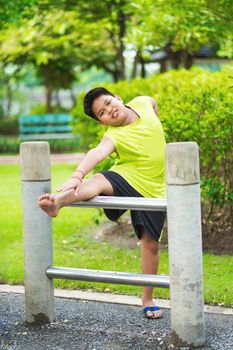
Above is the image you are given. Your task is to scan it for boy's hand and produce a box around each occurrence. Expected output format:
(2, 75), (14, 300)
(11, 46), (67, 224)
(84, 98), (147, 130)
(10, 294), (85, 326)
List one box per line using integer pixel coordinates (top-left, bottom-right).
(56, 177), (82, 196)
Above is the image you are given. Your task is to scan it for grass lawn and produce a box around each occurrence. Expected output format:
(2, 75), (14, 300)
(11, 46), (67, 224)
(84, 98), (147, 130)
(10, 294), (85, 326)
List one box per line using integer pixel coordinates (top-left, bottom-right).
(0, 163), (232, 307)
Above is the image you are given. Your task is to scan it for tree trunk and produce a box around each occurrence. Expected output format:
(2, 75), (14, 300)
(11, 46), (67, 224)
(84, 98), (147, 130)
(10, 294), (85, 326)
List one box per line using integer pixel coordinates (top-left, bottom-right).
(182, 49), (194, 69)
(131, 50), (140, 79)
(160, 59), (167, 73)
(45, 84), (52, 113)
(170, 51), (181, 69)
(113, 62), (119, 82)
(140, 55), (146, 78)
(70, 90), (77, 108)
(117, 5), (126, 80)
(166, 45), (181, 69)
(41, 66), (53, 113)
(55, 90), (62, 109)
(5, 79), (12, 117)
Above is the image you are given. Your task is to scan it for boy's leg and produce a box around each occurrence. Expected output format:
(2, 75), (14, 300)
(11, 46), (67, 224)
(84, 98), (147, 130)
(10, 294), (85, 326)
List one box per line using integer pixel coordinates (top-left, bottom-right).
(141, 232), (163, 318)
(38, 173), (114, 217)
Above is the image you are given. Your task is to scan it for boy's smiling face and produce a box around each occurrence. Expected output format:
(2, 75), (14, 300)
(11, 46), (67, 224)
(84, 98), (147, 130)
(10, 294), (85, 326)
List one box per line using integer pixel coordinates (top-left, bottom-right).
(92, 94), (129, 126)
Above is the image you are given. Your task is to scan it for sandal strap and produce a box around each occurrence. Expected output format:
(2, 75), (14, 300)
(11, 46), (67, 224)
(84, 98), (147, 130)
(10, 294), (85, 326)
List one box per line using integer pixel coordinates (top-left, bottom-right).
(143, 306), (152, 312)
(151, 306), (160, 311)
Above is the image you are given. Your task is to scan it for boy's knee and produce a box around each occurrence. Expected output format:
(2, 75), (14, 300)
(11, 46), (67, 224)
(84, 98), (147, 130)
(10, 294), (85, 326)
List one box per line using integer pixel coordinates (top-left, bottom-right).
(91, 173), (104, 182)
(141, 234), (159, 254)
(89, 173), (114, 195)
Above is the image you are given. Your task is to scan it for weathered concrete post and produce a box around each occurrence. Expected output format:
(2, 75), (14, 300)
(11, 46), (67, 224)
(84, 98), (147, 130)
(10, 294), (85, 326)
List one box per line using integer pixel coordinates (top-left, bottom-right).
(20, 141), (54, 323)
(166, 142), (205, 347)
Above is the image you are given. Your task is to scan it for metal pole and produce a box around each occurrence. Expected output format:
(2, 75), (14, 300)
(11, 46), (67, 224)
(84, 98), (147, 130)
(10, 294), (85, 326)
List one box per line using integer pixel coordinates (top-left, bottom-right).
(166, 142), (205, 347)
(69, 196), (167, 211)
(20, 142), (54, 323)
(46, 267), (170, 288)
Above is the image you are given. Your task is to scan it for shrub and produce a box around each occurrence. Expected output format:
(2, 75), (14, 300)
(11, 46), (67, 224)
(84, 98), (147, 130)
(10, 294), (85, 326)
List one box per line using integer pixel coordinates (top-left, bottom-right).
(48, 136), (80, 153)
(0, 136), (80, 154)
(72, 95), (102, 150)
(72, 67), (233, 228)
(0, 136), (21, 153)
(30, 104), (70, 114)
(0, 117), (19, 136)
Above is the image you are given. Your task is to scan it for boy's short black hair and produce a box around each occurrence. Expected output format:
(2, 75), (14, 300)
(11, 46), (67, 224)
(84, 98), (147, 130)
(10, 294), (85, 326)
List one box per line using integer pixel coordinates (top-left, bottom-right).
(83, 87), (115, 120)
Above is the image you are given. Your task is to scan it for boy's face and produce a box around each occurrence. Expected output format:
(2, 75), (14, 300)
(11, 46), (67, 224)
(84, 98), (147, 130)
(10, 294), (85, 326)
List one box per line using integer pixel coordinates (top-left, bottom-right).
(92, 94), (129, 126)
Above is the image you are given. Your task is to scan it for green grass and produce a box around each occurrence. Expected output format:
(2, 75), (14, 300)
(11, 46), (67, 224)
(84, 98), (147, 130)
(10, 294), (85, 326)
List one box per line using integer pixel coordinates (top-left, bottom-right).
(0, 164), (232, 307)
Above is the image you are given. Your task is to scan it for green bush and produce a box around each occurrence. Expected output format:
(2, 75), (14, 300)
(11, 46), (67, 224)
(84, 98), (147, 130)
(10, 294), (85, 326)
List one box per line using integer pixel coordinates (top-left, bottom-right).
(30, 104), (70, 114)
(72, 95), (102, 150)
(0, 136), (81, 154)
(0, 136), (21, 153)
(0, 117), (19, 135)
(48, 136), (81, 153)
(72, 67), (233, 227)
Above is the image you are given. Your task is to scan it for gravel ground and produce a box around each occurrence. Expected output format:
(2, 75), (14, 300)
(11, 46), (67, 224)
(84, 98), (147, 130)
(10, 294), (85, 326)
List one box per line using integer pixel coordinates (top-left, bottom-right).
(0, 292), (233, 350)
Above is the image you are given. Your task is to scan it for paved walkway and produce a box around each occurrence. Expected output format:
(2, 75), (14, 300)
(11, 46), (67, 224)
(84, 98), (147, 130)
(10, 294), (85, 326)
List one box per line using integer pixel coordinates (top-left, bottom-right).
(1, 285), (232, 316)
(0, 153), (85, 165)
(1, 285), (233, 350)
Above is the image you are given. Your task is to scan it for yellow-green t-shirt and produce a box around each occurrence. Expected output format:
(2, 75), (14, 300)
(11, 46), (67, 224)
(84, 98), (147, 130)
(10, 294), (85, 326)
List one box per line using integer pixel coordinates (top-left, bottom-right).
(104, 96), (166, 198)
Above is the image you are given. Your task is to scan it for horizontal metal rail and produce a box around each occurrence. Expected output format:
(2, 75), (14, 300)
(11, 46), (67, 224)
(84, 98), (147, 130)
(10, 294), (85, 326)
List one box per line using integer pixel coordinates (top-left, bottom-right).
(46, 266), (170, 288)
(68, 196), (167, 212)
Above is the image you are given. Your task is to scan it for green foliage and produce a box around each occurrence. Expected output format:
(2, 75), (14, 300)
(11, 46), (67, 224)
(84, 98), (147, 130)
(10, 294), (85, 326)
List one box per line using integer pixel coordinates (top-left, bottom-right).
(0, 136), (20, 153)
(71, 94), (102, 150)
(30, 104), (70, 115)
(0, 117), (19, 135)
(0, 104), (4, 118)
(128, 0), (233, 59)
(47, 137), (81, 153)
(0, 136), (81, 154)
(72, 67), (233, 223)
(0, 0), (37, 29)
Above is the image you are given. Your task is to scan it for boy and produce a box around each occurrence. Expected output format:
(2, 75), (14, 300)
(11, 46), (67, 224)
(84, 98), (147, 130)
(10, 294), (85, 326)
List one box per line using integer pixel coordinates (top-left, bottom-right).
(38, 87), (166, 319)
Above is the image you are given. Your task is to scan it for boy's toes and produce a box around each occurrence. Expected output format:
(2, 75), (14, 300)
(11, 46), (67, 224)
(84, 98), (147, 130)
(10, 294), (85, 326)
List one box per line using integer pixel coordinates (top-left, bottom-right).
(143, 306), (154, 319)
(38, 194), (45, 201)
(151, 306), (163, 318)
(38, 193), (50, 202)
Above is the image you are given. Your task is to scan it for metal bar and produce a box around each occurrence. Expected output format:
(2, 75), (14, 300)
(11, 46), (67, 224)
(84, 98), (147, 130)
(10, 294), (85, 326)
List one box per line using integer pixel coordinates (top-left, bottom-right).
(68, 196), (167, 212)
(46, 266), (170, 288)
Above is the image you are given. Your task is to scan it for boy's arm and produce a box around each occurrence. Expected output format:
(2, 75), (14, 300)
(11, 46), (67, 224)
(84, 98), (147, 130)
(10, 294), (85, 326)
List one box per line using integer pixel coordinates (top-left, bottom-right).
(56, 137), (115, 194)
(73, 136), (115, 177)
(149, 97), (158, 116)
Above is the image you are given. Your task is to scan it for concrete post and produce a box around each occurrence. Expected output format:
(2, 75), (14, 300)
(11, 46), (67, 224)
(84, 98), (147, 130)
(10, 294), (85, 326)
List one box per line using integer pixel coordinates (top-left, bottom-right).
(20, 141), (54, 323)
(166, 142), (205, 347)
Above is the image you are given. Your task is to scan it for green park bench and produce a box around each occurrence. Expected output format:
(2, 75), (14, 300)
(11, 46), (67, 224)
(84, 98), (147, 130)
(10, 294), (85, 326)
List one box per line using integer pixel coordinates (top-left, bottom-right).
(19, 113), (74, 139)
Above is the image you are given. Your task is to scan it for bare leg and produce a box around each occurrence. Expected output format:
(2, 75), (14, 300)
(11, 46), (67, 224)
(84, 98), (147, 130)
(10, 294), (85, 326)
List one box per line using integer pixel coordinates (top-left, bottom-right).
(141, 233), (163, 318)
(38, 173), (114, 217)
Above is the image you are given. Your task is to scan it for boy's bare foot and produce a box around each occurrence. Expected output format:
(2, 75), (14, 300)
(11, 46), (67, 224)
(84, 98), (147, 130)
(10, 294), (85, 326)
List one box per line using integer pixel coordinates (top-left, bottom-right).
(38, 193), (59, 217)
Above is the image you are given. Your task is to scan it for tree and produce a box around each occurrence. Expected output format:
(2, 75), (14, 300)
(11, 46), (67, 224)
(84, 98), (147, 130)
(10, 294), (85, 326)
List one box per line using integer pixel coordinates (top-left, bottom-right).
(0, 8), (109, 111)
(126, 0), (233, 72)
(75, 0), (134, 81)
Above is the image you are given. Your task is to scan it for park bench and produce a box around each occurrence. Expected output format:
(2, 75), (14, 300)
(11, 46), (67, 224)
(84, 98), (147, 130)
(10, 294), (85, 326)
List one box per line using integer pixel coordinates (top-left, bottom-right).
(19, 113), (73, 139)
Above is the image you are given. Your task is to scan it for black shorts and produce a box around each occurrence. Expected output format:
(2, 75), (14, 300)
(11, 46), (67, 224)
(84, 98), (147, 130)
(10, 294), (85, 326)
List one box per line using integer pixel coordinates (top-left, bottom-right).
(99, 171), (166, 241)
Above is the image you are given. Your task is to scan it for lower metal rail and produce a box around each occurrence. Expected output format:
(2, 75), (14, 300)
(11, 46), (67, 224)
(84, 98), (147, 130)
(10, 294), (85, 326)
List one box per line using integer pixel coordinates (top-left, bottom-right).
(46, 266), (170, 288)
